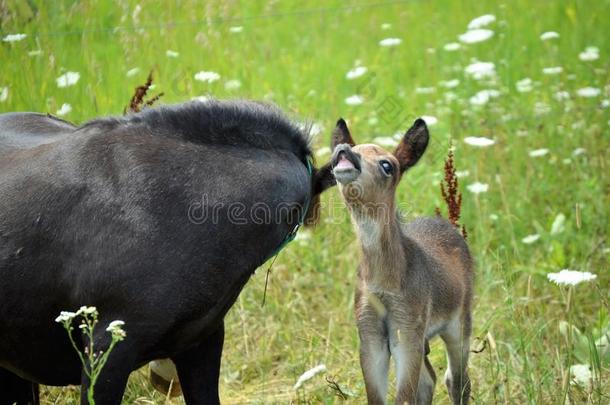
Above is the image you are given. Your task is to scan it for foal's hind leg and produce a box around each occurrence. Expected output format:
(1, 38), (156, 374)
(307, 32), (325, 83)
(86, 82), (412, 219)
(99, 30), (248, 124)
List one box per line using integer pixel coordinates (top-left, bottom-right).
(441, 314), (471, 405)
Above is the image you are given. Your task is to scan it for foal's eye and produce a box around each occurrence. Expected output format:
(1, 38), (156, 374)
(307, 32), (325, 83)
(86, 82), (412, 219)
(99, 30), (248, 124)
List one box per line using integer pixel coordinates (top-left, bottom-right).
(379, 160), (393, 176)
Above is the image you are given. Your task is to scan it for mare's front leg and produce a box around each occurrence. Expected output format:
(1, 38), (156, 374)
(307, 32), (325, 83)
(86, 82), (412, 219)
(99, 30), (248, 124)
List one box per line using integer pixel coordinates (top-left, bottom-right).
(357, 297), (390, 405)
(172, 323), (224, 405)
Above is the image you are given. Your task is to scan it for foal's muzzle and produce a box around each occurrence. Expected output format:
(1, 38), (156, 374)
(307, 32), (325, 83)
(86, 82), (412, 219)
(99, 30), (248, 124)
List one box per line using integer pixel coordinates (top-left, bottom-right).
(331, 144), (361, 184)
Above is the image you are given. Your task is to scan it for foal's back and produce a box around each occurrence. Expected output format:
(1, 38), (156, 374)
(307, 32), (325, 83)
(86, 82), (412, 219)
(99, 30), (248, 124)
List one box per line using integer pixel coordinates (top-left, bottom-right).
(403, 216), (473, 326)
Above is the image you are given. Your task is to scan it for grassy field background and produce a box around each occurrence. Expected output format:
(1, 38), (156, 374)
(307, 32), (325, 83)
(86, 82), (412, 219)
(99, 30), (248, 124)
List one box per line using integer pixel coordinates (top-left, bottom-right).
(1, 0), (608, 403)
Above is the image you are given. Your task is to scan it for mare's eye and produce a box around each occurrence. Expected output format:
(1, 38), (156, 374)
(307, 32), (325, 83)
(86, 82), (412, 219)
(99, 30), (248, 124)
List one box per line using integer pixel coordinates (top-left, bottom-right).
(379, 160), (393, 176)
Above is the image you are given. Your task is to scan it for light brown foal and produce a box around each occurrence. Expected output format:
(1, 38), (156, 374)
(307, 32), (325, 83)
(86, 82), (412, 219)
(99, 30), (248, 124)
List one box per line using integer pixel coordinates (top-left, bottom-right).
(330, 119), (473, 405)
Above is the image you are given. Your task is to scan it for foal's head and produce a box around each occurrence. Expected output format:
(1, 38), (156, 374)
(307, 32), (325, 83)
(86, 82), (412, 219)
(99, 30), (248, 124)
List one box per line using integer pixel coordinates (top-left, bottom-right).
(330, 118), (429, 209)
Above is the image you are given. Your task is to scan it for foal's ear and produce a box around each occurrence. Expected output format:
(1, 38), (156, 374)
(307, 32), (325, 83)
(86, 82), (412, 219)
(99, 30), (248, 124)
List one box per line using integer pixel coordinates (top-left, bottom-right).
(331, 118), (355, 150)
(393, 118), (429, 173)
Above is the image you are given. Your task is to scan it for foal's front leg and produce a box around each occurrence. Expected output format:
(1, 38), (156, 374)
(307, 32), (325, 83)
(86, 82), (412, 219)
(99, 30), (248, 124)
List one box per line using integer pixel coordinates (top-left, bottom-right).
(389, 318), (428, 405)
(357, 304), (390, 404)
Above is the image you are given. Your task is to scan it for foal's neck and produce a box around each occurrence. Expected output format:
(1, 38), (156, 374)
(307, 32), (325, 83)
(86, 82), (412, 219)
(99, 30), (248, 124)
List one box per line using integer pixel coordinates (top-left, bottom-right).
(350, 200), (407, 289)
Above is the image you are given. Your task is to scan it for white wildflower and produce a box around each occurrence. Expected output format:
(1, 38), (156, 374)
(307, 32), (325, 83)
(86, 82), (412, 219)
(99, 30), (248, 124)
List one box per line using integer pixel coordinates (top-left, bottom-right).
(550, 213), (565, 235)
(540, 31), (559, 41)
(415, 87), (435, 94)
(106, 320), (126, 340)
(443, 42), (461, 51)
(464, 61), (496, 80)
(534, 102), (551, 115)
(76, 306), (97, 316)
(444, 91), (458, 102)
(373, 137), (398, 148)
(229, 26), (243, 33)
(522, 234), (540, 244)
(455, 170), (470, 178)
(224, 79), (242, 90)
(0, 87), (8, 102)
(464, 136), (495, 147)
(421, 115), (438, 126)
(379, 38), (402, 47)
(316, 146), (331, 157)
(346, 66), (367, 80)
(192, 96), (210, 103)
(529, 148), (549, 157)
(468, 14), (496, 29)
(56, 71), (80, 88)
(55, 311), (77, 323)
(542, 66), (563, 75)
(106, 320), (125, 331)
(516, 78), (533, 93)
(458, 29), (494, 44)
(467, 182), (489, 194)
(601, 99), (610, 108)
(579, 46), (599, 62)
(194, 71), (221, 83)
(295, 230), (312, 245)
(345, 95), (364, 106)
(572, 147), (586, 156)
(294, 364), (326, 390)
(56, 103), (72, 116)
(2, 33), (27, 43)
(469, 89), (500, 106)
(308, 122), (323, 137)
(554, 91), (570, 101)
(547, 270), (597, 286)
(576, 87), (601, 98)
(166, 50), (179, 58)
(440, 79), (460, 88)
(132, 4), (142, 23)
(570, 364), (593, 387)
(126, 68), (140, 77)
(381, 23), (392, 30)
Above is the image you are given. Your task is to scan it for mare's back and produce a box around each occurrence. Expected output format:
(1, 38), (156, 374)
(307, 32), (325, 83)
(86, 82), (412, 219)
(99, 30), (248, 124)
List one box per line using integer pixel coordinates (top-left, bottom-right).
(0, 112), (74, 154)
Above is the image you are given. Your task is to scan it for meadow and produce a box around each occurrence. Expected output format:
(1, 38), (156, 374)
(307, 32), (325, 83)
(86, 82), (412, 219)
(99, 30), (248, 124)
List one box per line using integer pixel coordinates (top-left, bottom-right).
(1, 0), (608, 403)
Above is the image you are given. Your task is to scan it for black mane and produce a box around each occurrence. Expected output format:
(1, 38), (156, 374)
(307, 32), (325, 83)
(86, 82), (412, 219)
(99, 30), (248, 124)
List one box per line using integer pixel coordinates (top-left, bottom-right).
(78, 100), (312, 163)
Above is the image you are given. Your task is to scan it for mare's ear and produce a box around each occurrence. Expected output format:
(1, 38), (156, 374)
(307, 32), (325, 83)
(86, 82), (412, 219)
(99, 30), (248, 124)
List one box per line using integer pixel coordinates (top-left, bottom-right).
(331, 118), (355, 150)
(393, 118), (429, 174)
(312, 162), (335, 195)
(304, 161), (336, 226)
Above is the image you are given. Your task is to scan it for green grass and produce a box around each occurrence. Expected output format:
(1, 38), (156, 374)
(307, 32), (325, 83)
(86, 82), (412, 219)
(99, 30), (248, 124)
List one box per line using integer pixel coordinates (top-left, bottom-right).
(1, 0), (609, 403)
